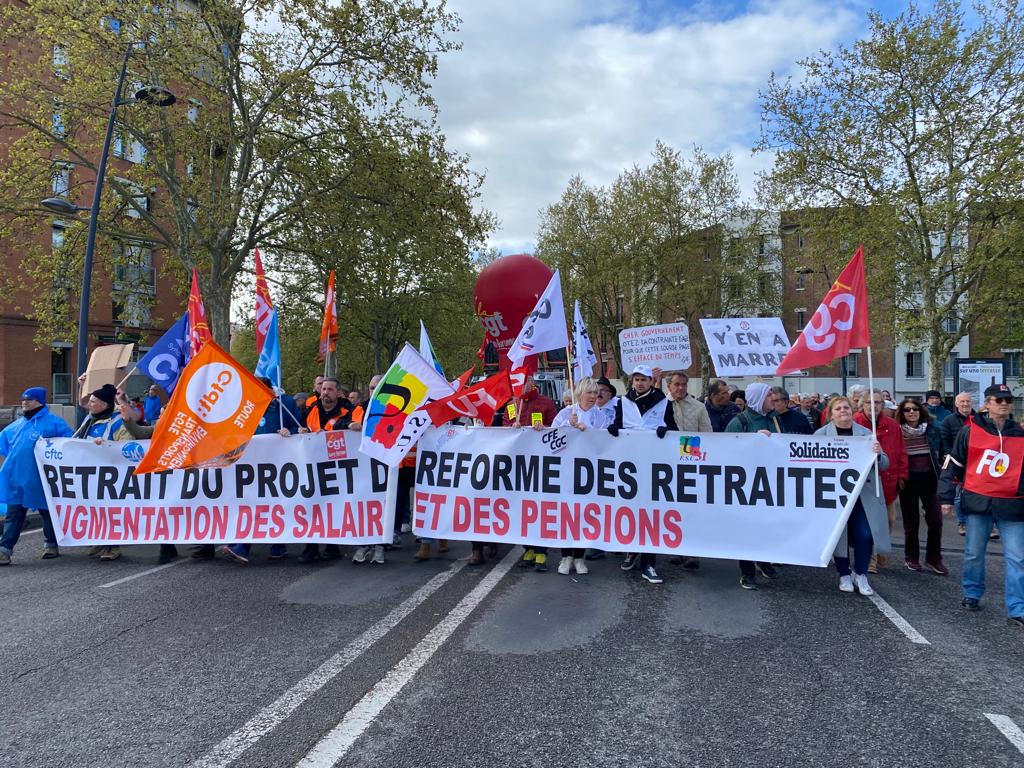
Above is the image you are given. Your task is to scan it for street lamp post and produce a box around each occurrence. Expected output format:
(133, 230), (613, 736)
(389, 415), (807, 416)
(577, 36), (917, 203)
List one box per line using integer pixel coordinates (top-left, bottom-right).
(41, 43), (174, 422)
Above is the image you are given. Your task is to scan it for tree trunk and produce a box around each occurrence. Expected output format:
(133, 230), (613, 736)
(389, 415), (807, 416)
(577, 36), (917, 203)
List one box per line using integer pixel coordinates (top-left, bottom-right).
(927, 325), (945, 394)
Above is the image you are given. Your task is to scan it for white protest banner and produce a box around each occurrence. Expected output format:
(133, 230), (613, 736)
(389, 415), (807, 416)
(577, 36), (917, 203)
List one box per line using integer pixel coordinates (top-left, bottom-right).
(414, 426), (876, 566)
(34, 431), (393, 546)
(618, 322), (691, 372)
(700, 317), (792, 376)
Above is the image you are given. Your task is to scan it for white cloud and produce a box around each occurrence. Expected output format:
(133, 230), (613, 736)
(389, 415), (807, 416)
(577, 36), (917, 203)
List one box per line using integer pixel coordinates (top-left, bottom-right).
(432, 0), (868, 253)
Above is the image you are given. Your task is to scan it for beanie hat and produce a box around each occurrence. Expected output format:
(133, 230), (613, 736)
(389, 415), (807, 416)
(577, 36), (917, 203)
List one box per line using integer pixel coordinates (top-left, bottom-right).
(21, 386), (47, 403)
(925, 390), (942, 399)
(91, 383), (118, 406)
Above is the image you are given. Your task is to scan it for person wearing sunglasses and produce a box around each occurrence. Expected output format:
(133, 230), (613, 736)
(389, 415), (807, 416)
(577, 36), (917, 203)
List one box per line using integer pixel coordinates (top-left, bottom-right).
(895, 398), (947, 575)
(938, 383), (1024, 628)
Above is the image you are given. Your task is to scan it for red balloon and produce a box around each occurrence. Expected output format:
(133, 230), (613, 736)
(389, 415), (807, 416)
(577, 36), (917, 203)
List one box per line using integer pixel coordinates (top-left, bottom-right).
(474, 254), (553, 370)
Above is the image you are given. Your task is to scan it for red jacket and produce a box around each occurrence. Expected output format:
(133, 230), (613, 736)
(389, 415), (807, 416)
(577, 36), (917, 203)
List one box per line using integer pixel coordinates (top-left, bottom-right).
(855, 411), (907, 504)
(501, 389), (557, 428)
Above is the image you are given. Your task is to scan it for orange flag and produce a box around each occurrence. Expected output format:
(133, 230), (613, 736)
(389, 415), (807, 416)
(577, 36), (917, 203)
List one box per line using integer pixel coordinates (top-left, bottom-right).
(317, 270), (338, 362)
(134, 341), (274, 474)
(188, 268), (213, 356)
(253, 248), (275, 356)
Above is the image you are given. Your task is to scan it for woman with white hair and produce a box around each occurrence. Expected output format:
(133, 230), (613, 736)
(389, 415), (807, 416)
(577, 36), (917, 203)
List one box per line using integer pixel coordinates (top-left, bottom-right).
(552, 377), (609, 575)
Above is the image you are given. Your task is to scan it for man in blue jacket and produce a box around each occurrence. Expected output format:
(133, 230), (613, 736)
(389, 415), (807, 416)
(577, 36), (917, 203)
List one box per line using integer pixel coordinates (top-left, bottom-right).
(0, 387), (73, 565)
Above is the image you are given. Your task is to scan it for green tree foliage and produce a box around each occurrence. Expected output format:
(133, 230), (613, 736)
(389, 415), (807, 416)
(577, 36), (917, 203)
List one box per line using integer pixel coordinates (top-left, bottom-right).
(0, 0), (466, 347)
(537, 142), (773, 383)
(757, 0), (1024, 391)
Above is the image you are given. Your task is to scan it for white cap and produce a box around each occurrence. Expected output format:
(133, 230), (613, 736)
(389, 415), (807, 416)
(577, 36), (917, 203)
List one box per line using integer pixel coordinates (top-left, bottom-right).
(631, 364), (654, 378)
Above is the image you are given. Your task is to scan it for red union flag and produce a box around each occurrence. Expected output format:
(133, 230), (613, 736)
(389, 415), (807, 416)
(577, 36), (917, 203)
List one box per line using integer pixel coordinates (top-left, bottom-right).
(509, 357), (537, 398)
(776, 246), (871, 375)
(188, 268), (213, 356)
(253, 248), (274, 356)
(318, 270), (338, 363)
(424, 371), (512, 426)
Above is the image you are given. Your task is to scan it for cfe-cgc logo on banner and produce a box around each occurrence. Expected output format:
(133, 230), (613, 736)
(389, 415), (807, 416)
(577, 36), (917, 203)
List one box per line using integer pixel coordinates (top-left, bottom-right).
(325, 430), (348, 459)
(679, 435), (707, 462)
(976, 448), (1010, 477)
(186, 363), (243, 424)
(121, 442), (145, 462)
(789, 441), (851, 462)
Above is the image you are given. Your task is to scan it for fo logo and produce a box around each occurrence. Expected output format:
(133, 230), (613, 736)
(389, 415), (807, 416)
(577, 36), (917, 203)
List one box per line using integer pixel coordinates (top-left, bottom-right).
(325, 430), (347, 459)
(976, 449), (1010, 478)
(121, 442), (145, 462)
(186, 363), (242, 424)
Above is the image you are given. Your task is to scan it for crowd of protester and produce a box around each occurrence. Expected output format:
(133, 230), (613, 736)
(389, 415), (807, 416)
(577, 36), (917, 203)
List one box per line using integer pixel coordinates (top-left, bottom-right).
(0, 367), (1021, 630)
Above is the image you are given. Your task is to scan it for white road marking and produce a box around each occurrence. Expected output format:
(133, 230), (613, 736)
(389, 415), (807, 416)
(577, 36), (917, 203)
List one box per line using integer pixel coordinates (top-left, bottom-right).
(20, 527), (43, 536)
(296, 548), (520, 768)
(96, 558), (187, 588)
(192, 560), (467, 768)
(985, 713), (1024, 755)
(867, 592), (930, 645)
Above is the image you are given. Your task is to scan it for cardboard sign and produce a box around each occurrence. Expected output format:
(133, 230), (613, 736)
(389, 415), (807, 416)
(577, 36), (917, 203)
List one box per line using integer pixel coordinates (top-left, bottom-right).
(83, 343), (135, 395)
(618, 323), (691, 372)
(700, 318), (791, 376)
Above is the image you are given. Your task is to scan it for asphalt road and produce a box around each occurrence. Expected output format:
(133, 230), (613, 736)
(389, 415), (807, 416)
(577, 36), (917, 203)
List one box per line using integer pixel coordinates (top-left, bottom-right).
(2, 519), (1022, 768)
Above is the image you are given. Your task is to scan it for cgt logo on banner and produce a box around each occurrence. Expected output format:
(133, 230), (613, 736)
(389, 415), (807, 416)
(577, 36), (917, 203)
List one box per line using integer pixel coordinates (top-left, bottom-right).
(414, 427), (878, 566)
(33, 432), (393, 546)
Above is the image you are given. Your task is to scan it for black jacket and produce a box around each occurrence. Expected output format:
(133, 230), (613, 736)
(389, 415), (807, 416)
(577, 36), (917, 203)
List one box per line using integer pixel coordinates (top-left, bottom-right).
(939, 409), (973, 457)
(938, 414), (1024, 522)
(777, 407), (814, 435)
(705, 401), (739, 433)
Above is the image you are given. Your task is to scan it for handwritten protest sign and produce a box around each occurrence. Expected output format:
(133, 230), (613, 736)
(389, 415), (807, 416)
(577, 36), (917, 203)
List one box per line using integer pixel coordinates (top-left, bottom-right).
(700, 318), (791, 376)
(618, 322), (691, 372)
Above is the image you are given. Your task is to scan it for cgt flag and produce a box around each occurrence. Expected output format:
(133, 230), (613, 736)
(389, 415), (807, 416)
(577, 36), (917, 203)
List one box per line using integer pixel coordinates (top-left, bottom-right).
(776, 246), (871, 375)
(135, 341), (274, 474)
(506, 269), (568, 368)
(360, 343), (453, 466)
(424, 371), (512, 426)
(253, 247), (274, 356)
(137, 314), (190, 394)
(318, 270), (338, 363)
(188, 268), (212, 356)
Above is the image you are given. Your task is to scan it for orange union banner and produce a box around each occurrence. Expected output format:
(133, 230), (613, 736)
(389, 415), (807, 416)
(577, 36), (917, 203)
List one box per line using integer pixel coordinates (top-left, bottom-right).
(135, 341), (274, 474)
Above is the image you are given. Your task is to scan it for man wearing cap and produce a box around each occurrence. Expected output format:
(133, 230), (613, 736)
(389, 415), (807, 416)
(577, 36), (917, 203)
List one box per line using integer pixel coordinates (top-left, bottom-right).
(595, 377), (618, 424)
(0, 387), (74, 565)
(608, 364), (676, 585)
(938, 383), (1024, 628)
(925, 390), (952, 424)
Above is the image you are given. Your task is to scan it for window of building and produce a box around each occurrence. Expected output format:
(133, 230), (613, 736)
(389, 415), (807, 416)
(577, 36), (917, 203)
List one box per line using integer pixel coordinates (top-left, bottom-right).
(943, 352), (958, 380)
(112, 294), (151, 328)
(51, 220), (65, 251)
(846, 352), (859, 378)
(758, 236), (766, 256)
(906, 351), (924, 378)
(52, 164), (71, 198)
(52, 102), (66, 138)
(113, 125), (146, 164)
(797, 232), (805, 250)
(942, 314), (960, 334)
(615, 296), (625, 325)
(757, 275), (769, 297)
(51, 346), (72, 405)
(795, 274), (805, 291)
(703, 244), (711, 263)
(795, 307), (806, 328)
(187, 101), (200, 124)
(116, 178), (152, 218)
(1005, 351), (1023, 378)
(114, 242), (156, 294)
(53, 45), (69, 77)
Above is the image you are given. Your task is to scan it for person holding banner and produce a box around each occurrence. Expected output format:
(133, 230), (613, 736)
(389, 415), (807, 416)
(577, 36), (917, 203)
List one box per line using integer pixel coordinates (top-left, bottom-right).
(816, 396), (889, 595)
(552, 377), (610, 576)
(73, 384), (129, 443)
(608, 365), (676, 585)
(666, 373), (712, 433)
(705, 380), (740, 432)
(854, 390), (906, 572)
(939, 383), (1024, 626)
(595, 377), (618, 424)
(0, 387), (73, 565)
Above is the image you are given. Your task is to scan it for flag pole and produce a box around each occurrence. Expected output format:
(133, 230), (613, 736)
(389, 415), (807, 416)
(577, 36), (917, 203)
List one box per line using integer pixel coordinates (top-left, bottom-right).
(867, 344), (881, 496)
(114, 364), (139, 391)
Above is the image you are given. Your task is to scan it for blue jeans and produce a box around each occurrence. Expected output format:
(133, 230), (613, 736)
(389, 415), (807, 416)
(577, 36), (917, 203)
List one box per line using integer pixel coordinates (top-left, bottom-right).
(0, 504), (57, 555)
(963, 515), (1024, 618)
(834, 501), (874, 576)
(954, 485), (965, 526)
(228, 543), (287, 558)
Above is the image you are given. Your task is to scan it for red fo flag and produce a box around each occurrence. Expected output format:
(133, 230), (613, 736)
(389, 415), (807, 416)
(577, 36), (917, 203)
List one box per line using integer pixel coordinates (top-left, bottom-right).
(451, 367), (475, 392)
(318, 270), (338, 363)
(424, 371), (512, 426)
(509, 357), (537, 398)
(253, 248), (274, 356)
(776, 246), (871, 375)
(188, 268), (213, 356)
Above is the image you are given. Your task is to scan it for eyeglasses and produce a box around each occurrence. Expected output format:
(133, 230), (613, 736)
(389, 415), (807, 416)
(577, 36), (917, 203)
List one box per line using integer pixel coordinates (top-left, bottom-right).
(902, 407), (920, 412)
(993, 397), (1014, 404)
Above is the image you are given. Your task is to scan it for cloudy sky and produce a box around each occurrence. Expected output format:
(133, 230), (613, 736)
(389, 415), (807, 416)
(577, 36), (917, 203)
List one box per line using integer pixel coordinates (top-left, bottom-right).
(429, 0), (907, 254)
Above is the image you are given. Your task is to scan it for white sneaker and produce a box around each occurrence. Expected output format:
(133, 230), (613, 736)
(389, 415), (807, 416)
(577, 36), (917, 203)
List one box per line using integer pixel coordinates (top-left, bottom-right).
(839, 574), (854, 593)
(853, 573), (874, 596)
(573, 558), (588, 575)
(371, 545), (385, 564)
(557, 556), (573, 575)
(352, 546), (367, 563)
(400, 523), (412, 533)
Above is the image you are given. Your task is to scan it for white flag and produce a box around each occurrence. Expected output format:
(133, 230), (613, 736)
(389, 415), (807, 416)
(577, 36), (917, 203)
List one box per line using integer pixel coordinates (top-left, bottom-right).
(419, 320), (444, 377)
(507, 270), (568, 367)
(572, 300), (598, 382)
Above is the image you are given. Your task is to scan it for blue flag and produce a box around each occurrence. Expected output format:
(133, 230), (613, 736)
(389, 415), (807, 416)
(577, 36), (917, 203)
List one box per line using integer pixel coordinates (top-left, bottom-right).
(138, 314), (190, 394)
(254, 308), (282, 388)
(419, 320), (445, 378)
